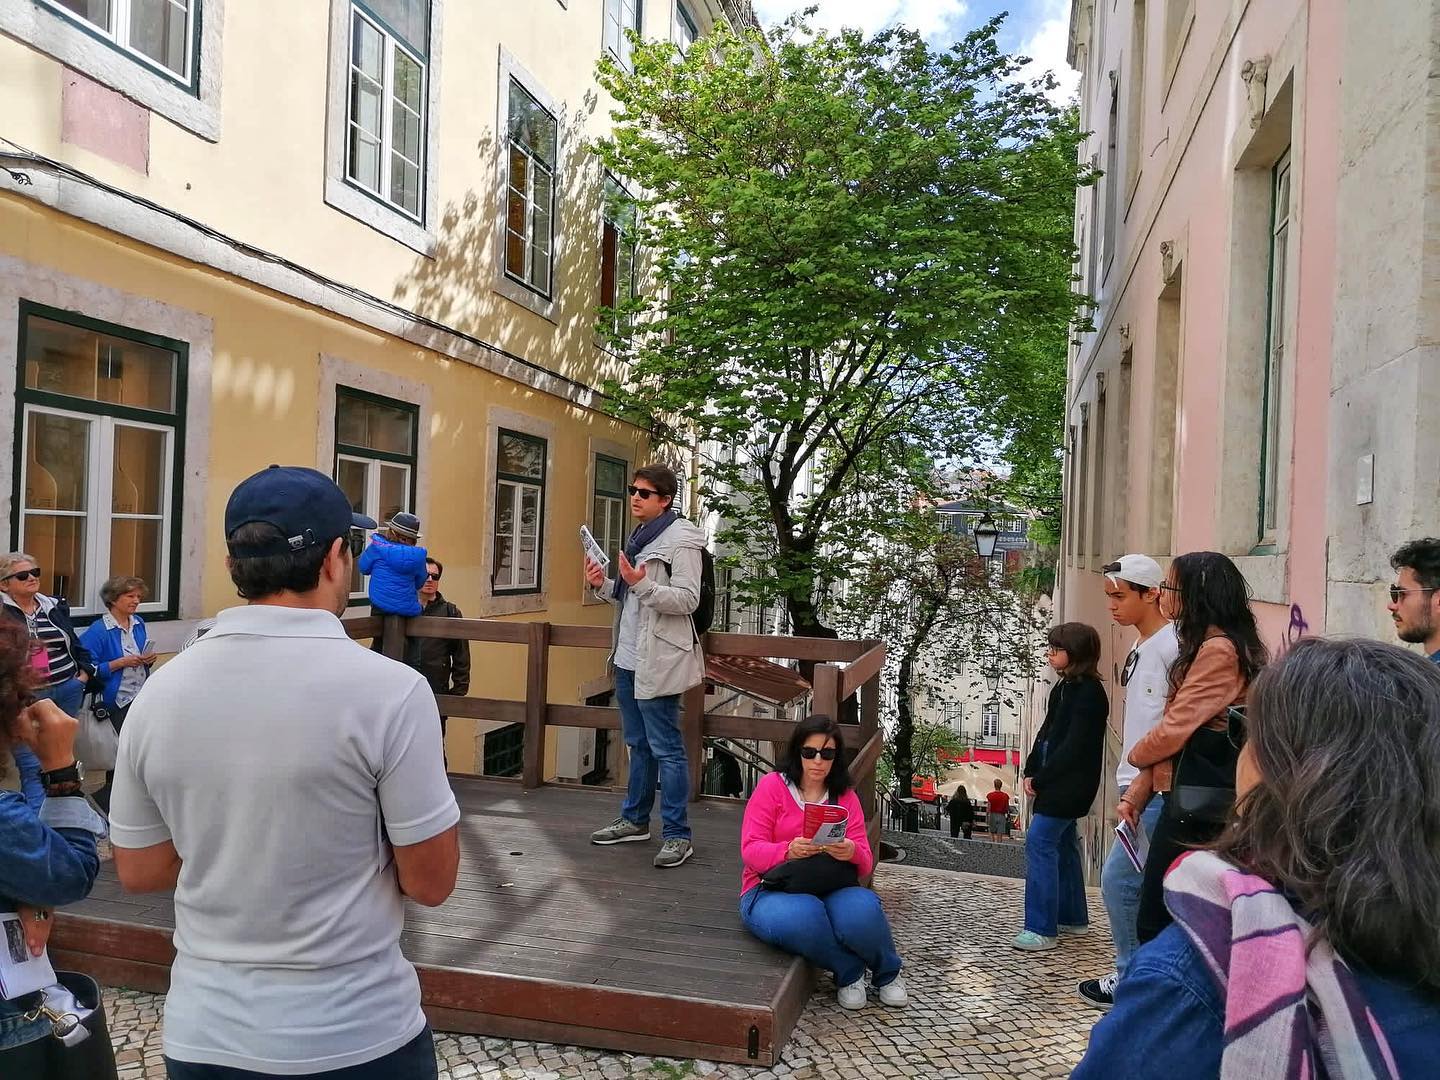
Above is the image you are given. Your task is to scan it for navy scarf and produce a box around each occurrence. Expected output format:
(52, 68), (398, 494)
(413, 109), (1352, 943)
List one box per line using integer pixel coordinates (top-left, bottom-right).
(613, 510), (679, 606)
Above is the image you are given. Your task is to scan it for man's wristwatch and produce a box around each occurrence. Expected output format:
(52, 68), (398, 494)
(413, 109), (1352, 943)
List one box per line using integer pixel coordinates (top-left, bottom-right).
(40, 760), (85, 796)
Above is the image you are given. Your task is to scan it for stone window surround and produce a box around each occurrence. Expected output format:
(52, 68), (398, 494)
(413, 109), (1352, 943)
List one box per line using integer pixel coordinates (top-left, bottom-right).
(323, 0), (445, 256)
(0, 254), (214, 649)
(0, 0), (225, 141)
(477, 406), (556, 616)
(493, 48), (564, 325)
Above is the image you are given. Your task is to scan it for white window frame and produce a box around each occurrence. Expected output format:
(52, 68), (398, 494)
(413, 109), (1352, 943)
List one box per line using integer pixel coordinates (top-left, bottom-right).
(38, 0), (197, 84)
(673, 0), (697, 51)
(18, 403), (176, 617)
(604, 0), (641, 68)
(336, 452), (413, 601)
(345, 4), (427, 221)
(981, 701), (1000, 743)
(591, 454), (629, 570)
(492, 430), (546, 594)
(1258, 149), (1291, 545)
(506, 78), (557, 298)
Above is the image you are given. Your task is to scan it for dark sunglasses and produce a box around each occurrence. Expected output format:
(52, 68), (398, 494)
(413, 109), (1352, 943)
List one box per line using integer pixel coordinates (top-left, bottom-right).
(2, 567), (41, 582)
(348, 530), (366, 558)
(1120, 647), (1140, 686)
(799, 747), (837, 761)
(1389, 584), (1439, 603)
(1225, 706), (1247, 751)
(627, 485), (662, 500)
(426, 572), (442, 581)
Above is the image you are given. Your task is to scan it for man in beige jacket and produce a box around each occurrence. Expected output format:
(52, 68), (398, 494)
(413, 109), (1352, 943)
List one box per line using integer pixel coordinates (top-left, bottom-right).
(584, 463), (706, 868)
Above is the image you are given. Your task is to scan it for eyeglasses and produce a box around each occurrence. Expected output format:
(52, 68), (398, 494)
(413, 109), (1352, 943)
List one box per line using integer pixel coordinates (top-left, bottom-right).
(2, 568), (41, 583)
(799, 747), (838, 761)
(1225, 705), (1247, 751)
(1045, 644), (1065, 654)
(1389, 584), (1439, 603)
(1159, 583), (1183, 594)
(426, 572), (442, 581)
(1120, 647), (1140, 686)
(627, 485), (662, 500)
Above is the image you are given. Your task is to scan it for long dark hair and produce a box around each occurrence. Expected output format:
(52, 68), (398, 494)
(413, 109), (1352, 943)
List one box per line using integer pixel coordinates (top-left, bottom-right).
(0, 622), (37, 780)
(781, 714), (852, 801)
(1047, 621), (1102, 680)
(1214, 638), (1440, 991)
(1166, 551), (1267, 696)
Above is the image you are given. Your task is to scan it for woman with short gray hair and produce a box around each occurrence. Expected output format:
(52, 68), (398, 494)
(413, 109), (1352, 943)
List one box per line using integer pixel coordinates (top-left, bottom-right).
(0, 552), (96, 723)
(80, 575), (156, 813)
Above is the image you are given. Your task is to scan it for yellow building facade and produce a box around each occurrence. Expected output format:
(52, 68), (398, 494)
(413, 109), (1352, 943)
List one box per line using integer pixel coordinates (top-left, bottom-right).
(0, 0), (754, 773)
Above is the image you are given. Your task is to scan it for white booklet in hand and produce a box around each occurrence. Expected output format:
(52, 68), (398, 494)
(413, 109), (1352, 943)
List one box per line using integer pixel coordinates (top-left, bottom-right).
(1114, 818), (1150, 874)
(580, 525), (609, 569)
(0, 911), (57, 1000)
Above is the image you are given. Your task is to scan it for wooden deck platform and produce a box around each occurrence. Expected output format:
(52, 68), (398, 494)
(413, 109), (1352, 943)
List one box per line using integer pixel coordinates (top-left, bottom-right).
(51, 779), (813, 1065)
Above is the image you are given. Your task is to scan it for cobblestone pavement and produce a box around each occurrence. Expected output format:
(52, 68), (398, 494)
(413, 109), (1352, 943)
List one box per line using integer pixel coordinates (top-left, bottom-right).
(882, 828), (1028, 879)
(104, 863), (1108, 1079)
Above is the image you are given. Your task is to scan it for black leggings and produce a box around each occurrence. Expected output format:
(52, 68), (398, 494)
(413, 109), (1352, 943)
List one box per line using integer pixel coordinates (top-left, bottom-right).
(1136, 798), (1224, 944)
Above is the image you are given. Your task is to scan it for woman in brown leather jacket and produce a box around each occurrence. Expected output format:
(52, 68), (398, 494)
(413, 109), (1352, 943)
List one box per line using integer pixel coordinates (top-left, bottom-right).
(1121, 551), (1267, 943)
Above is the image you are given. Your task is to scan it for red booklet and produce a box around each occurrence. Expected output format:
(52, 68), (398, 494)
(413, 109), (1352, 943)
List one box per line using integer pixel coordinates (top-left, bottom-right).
(804, 803), (848, 844)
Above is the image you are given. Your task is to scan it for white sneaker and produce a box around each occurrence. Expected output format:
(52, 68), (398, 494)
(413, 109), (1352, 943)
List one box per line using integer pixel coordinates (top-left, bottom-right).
(837, 977), (867, 1010)
(878, 974), (908, 1007)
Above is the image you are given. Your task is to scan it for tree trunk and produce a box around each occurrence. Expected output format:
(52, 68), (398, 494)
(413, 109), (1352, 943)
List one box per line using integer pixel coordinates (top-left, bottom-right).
(893, 653), (915, 802)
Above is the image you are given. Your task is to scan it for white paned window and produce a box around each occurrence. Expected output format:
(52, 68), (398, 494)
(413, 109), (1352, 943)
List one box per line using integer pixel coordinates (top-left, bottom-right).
(506, 79), (558, 296)
(673, 2), (697, 52)
(591, 455), (628, 569)
(600, 176), (639, 337)
(982, 702), (1000, 742)
(333, 389), (418, 600)
(44, 0), (196, 81)
(1259, 150), (1291, 542)
(604, 0), (641, 69)
(493, 430), (546, 593)
(17, 307), (184, 616)
(346, 2), (427, 219)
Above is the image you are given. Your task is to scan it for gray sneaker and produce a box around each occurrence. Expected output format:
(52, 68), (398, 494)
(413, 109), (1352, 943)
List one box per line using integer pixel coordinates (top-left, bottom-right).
(591, 818), (650, 845)
(654, 838), (694, 868)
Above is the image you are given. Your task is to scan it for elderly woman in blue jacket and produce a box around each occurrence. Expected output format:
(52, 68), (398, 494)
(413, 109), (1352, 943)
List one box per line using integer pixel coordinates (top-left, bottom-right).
(79, 575), (156, 813)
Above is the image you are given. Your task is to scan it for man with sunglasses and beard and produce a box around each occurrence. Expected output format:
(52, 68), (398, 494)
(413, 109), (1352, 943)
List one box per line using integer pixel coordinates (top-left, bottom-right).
(1389, 539), (1440, 662)
(407, 558), (470, 766)
(585, 463), (707, 869)
(1076, 554), (1178, 1010)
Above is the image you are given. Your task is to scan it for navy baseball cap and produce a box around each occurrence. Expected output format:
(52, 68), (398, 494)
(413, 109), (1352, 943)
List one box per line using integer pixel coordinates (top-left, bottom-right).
(225, 465), (377, 558)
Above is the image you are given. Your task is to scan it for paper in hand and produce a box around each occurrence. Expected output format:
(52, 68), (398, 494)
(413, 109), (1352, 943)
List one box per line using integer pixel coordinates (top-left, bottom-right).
(580, 525), (609, 568)
(0, 911), (56, 1000)
(1114, 818), (1149, 874)
(804, 803), (849, 845)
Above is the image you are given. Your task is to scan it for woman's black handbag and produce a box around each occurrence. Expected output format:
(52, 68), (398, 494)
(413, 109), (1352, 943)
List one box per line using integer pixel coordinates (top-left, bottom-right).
(760, 853), (859, 896)
(1170, 723), (1240, 824)
(0, 971), (120, 1080)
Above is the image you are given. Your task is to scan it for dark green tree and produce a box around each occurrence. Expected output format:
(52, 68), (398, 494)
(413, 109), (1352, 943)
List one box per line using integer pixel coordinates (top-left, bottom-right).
(595, 15), (1090, 635)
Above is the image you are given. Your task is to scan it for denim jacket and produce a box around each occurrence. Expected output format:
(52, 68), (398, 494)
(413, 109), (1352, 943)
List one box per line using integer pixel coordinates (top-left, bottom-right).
(1073, 923), (1440, 1078)
(0, 750), (107, 1049)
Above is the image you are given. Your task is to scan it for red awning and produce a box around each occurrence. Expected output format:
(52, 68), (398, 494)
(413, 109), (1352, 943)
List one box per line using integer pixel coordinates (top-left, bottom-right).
(952, 748), (1020, 767)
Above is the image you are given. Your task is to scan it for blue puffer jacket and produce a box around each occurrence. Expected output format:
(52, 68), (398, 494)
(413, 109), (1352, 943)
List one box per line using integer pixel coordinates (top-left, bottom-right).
(358, 534), (429, 616)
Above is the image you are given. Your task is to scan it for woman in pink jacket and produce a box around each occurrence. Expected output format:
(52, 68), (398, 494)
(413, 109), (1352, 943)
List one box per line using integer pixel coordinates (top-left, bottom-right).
(740, 714), (906, 1010)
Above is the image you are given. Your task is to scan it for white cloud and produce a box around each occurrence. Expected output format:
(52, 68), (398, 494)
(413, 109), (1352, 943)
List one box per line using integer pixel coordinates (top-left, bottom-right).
(1011, 0), (1081, 106)
(752, 0), (969, 41)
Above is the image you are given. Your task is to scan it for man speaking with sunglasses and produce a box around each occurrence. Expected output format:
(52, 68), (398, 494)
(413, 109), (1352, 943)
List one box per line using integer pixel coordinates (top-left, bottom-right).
(585, 463), (707, 869)
(1389, 539), (1440, 663)
(1076, 553), (1178, 1011)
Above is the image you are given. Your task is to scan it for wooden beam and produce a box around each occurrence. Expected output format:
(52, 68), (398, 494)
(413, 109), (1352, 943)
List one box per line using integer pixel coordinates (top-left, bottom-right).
(840, 642), (886, 700)
(702, 632), (864, 663)
(702, 714), (795, 743)
(548, 624), (614, 648)
(435, 696), (525, 724)
(683, 683), (705, 800)
(858, 675), (881, 820)
(404, 617), (531, 643)
(343, 616), (382, 641)
(811, 663), (841, 722)
(522, 622), (550, 788)
(850, 731), (884, 781)
(546, 704), (623, 730)
(381, 614), (406, 660)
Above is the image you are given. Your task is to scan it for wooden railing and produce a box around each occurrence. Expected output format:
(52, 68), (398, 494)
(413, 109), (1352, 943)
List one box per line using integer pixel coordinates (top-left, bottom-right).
(348, 616), (886, 851)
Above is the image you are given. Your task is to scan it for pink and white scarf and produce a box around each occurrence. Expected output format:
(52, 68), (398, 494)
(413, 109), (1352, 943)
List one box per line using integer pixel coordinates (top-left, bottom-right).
(1164, 850), (1399, 1080)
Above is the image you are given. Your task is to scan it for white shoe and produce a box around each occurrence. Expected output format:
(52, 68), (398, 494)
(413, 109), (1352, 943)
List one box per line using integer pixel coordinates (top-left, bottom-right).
(878, 974), (908, 1007)
(837, 977), (867, 1010)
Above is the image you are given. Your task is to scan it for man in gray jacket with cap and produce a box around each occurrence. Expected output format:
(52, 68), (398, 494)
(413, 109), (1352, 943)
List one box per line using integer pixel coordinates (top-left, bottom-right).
(584, 463), (707, 868)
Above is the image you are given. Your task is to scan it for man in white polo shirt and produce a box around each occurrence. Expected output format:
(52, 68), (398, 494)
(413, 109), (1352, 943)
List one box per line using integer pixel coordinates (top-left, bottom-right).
(1076, 553), (1178, 1011)
(110, 466), (460, 1078)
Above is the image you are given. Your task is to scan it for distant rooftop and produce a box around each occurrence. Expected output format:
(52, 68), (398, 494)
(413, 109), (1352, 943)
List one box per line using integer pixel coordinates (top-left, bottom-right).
(722, 0), (761, 30)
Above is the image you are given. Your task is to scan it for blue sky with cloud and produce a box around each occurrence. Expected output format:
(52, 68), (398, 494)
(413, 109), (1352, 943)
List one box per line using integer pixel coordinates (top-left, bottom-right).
(749, 0), (1079, 103)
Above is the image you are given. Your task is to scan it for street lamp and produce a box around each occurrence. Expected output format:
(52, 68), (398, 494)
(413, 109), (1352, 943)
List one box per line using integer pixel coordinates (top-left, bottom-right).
(972, 513), (999, 559)
(984, 665), (1002, 694)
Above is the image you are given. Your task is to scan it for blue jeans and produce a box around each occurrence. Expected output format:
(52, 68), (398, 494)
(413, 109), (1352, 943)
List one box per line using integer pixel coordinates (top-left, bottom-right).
(164, 1027), (436, 1079)
(1101, 788), (1165, 976)
(1024, 813), (1088, 937)
(740, 886), (902, 988)
(36, 675), (85, 716)
(615, 667), (691, 841)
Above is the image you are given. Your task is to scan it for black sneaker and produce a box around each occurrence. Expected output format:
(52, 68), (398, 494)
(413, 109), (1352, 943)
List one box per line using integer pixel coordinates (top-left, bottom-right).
(1077, 972), (1118, 1010)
